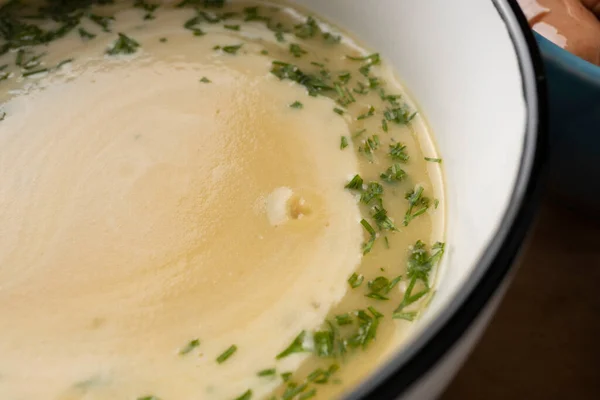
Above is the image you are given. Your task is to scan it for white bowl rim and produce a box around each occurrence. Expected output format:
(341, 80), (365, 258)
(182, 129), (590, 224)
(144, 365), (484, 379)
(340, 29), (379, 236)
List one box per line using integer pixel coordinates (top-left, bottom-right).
(345, 1), (548, 398)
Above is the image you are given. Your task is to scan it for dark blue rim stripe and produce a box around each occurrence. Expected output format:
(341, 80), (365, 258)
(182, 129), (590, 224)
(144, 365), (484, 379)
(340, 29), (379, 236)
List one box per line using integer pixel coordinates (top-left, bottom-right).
(346, 0), (549, 398)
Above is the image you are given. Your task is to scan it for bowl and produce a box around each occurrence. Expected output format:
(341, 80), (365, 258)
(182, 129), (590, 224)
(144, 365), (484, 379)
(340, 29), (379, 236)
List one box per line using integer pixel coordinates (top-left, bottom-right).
(533, 33), (600, 212)
(290, 0), (547, 398)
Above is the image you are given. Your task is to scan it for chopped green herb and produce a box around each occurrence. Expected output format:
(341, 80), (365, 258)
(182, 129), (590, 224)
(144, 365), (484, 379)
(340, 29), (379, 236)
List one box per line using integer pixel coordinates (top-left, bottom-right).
(357, 105), (375, 120)
(348, 310), (379, 349)
(106, 33), (140, 55)
(179, 338), (200, 355)
(380, 164), (406, 183)
(276, 331), (309, 359)
(0, 111), (6, 121)
(257, 368), (277, 377)
(289, 43), (307, 58)
(360, 182), (383, 205)
(382, 118), (389, 132)
(159, 37), (167, 42)
(260, 49), (269, 55)
(183, 15), (204, 35)
(362, 135), (380, 156)
(348, 272), (364, 288)
(353, 82), (369, 95)
(313, 330), (334, 357)
(270, 61), (332, 96)
(282, 381), (309, 400)
(334, 82), (355, 106)
(368, 306), (384, 318)
(335, 313), (353, 325)
(134, 0), (159, 20)
(281, 372), (293, 382)
(424, 157), (442, 163)
(294, 16), (319, 38)
(352, 128), (366, 138)
(216, 344), (237, 363)
(347, 53), (381, 65)
(360, 219), (377, 255)
(78, 28), (96, 40)
(434, 199), (440, 209)
(345, 174), (363, 190)
(393, 311), (417, 321)
(200, 76), (211, 83)
(22, 68), (48, 77)
(333, 107), (344, 115)
(224, 24), (240, 31)
(234, 389), (252, 400)
(214, 44), (243, 54)
(389, 143), (409, 162)
(338, 72), (351, 84)
(244, 6), (269, 22)
(290, 101), (303, 109)
(371, 206), (397, 231)
(137, 396), (160, 400)
(89, 14), (114, 32)
(384, 106), (416, 125)
(403, 186), (430, 226)
(340, 136), (348, 150)
(307, 364), (339, 384)
(322, 32), (341, 44)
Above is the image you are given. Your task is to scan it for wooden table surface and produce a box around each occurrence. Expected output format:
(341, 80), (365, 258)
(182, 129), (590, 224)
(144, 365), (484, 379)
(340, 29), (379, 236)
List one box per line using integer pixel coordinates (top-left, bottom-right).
(441, 196), (600, 400)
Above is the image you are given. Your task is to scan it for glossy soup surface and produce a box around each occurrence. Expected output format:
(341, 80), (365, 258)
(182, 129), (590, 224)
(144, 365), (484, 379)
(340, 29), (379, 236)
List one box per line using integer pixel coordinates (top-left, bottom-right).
(0, 1), (444, 399)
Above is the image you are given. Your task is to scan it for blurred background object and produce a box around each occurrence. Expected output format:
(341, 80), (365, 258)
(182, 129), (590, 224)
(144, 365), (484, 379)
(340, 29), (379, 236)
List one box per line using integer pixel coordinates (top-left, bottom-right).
(442, 195), (600, 399)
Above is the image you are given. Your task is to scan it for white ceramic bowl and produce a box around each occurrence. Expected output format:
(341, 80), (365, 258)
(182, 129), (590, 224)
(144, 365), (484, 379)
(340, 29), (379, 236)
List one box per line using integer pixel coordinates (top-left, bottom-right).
(289, 0), (547, 398)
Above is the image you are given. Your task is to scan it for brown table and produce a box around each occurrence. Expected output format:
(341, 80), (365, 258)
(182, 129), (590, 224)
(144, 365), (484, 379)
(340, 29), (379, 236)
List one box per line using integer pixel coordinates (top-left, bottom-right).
(442, 197), (600, 400)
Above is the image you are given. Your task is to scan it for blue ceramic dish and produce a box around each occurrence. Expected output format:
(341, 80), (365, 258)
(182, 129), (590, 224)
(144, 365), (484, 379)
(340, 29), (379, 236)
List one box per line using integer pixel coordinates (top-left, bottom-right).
(535, 33), (600, 210)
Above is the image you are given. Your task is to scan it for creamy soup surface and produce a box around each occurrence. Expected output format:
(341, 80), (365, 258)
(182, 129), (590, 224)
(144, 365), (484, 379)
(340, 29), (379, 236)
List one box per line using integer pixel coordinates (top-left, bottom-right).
(0, 1), (445, 399)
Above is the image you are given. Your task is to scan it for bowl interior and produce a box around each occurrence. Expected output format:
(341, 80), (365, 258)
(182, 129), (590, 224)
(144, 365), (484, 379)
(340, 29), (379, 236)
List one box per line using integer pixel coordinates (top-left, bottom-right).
(290, 0), (531, 394)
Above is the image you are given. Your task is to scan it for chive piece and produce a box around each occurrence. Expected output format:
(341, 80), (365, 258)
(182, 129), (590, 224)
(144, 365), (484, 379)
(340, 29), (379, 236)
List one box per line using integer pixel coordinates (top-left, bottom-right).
(434, 199), (440, 209)
(307, 364), (339, 384)
(88, 14), (114, 32)
(347, 53), (381, 64)
(276, 331), (308, 359)
(333, 107), (344, 115)
(335, 313), (353, 325)
(260, 49), (269, 55)
(179, 339), (200, 355)
(382, 118), (389, 132)
(348, 272), (364, 288)
(183, 15), (204, 35)
(270, 61), (333, 97)
(281, 372), (293, 382)
(159, 37), (167, 42)
(200, 77), (211, 83)
(380, 164), (406, 183)
(290, 101), (303, 109)
(348, 310), (379, 349)
(234, 389), (253, 400)
(387, 275), (403, 292)
(106, 33), (140, 55)
(356, 105), (375, 120)
(360, 182), (383, 205)
(384, 106), (417, 125)
(384, 236), (390, 248)
(424, 157), (442, 163)
(294, 16), (319, 38)
(368, 306), (384, 318)
(345, 174), (363, 190)
(371, 206), (397, 231)
(137, 396), (160, 400)
(322, 32), (341, 44)
(22, 68), (48, 77)
(78, 28), (96, 40)
(340, 136), (348, 150)
(360, 219), (377, 255)
(389, 143), (409, 162)
(313, 330), (334, 357)
(224, 24), (240, 31)
(393, 311), (417, 321)
(258, 368), (277, 377)
(216, 345), (237, 363)
(403, 186), (430, 226)
(215, 44), (243, 54)
(352, 129), (366, 138)
(338, 72), (351, 84)
(289, 43), (307, 58)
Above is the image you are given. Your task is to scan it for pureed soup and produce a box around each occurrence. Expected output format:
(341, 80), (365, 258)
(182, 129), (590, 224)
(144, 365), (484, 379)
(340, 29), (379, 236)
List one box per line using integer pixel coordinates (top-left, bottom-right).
(0, 1), (445, 399)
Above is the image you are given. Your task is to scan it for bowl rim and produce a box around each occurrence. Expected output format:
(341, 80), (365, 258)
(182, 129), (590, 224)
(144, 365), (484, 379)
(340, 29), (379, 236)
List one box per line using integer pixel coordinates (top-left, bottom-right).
(345, 1), (548, 398)
(534, 32), (600, 84)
